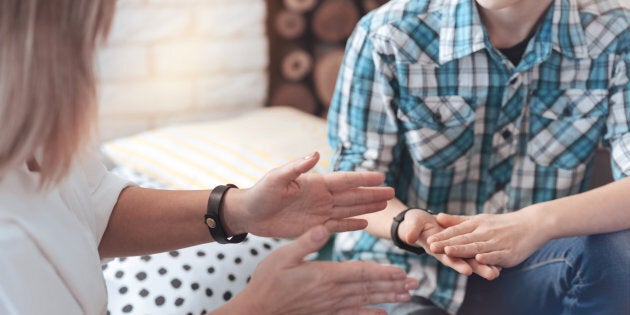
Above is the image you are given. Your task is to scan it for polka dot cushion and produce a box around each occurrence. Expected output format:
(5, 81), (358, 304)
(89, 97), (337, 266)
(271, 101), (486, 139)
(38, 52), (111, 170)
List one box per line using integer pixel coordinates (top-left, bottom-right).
(103, 235), (290, 314)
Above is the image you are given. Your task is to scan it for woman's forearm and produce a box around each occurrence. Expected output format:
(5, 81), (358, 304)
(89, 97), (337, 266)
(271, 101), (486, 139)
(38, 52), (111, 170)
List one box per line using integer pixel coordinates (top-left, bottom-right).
(98, 186), (246, 258)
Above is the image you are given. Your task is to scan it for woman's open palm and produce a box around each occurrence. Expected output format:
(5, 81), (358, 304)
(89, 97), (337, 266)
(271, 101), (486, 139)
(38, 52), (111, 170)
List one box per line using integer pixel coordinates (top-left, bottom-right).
(243, 152), (394, 238)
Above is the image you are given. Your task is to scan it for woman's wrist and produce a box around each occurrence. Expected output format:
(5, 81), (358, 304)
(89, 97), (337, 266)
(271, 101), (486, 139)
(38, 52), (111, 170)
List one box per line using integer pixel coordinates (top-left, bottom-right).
(218, 187), (248, 236)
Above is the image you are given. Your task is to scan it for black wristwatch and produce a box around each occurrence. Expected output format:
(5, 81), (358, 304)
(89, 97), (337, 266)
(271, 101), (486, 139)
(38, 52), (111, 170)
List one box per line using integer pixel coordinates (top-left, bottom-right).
(390, 208), (434, 255)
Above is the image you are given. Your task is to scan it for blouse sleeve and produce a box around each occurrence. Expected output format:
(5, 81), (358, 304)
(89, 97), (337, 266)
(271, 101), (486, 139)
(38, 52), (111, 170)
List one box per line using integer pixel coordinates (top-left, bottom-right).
(79, 149), (132, 245)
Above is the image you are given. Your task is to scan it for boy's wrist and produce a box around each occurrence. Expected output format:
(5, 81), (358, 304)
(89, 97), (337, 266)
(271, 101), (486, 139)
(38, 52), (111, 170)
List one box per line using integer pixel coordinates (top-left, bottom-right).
(391, 208), (435, 255)
(522, 202), (558, 242)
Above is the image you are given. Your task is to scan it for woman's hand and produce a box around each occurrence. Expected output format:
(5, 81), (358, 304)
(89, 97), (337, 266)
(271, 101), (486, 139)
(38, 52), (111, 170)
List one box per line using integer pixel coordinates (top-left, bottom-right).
(224, 152), (395, 238)
(426, 207), (550, 268)
(398, 209), (501, 280)
(216, 226), (419, 315)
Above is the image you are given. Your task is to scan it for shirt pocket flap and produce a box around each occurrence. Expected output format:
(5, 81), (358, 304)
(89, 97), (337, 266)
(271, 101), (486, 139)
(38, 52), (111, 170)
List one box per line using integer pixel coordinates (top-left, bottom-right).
(399, 95), (475, 129)
(530, 89), (608, 120)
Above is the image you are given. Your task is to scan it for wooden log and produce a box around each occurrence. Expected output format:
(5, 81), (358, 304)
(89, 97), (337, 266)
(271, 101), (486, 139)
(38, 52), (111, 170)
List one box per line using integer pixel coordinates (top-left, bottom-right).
(281, 48), (314, 82)
(283, 0), (318, 13)
(313, 48), (345, 108)
(361, 0), (389, 12)
(274, 9), (306, 40)
(270, 83), (319, 114)
(311, 0), (360, 42)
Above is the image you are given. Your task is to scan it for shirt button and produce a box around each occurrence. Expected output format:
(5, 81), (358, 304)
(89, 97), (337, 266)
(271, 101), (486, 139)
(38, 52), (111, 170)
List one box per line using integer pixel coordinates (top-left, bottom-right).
(495, 182), (506, 191)
(432, 112), (442, 122)
(563, 107), (572, 116)
(501, 129), (512, 141)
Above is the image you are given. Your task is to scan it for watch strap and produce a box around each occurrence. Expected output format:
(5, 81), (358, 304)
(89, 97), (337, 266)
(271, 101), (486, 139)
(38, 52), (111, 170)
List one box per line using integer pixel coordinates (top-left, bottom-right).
(205, 184), (248, 244)
(390, 208), (433, 255)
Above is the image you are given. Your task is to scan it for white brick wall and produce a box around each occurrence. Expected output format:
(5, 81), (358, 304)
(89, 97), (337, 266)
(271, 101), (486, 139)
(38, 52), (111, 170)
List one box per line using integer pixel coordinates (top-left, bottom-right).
(97, 0), (268, 141)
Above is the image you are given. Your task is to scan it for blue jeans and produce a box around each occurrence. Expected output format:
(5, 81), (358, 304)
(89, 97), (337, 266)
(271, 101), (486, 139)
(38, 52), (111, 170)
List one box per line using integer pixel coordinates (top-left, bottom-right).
(381, 230), (630, 315)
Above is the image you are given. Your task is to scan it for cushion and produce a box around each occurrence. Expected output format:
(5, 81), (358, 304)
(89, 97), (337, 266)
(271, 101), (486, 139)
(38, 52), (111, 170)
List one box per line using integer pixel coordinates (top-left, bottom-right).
(102, 106), (333, 189)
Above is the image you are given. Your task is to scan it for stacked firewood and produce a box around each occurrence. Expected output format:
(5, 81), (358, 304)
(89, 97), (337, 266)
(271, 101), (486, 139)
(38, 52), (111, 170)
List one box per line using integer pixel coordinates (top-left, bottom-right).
(266, 0), (388, 117)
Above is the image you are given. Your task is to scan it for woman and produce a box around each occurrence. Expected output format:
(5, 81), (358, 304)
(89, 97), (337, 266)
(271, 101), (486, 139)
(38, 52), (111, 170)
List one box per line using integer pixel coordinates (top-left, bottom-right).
(0, 1), (418, 314)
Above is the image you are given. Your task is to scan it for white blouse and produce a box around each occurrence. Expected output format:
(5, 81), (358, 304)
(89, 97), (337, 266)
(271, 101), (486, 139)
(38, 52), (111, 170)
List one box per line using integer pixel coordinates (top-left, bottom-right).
(0, 153), (129, 315)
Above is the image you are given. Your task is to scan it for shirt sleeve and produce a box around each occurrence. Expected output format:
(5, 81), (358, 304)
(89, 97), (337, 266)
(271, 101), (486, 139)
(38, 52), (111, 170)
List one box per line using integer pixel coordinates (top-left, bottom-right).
(0, 221), (83, 315)
(605, 49), (630, 179)
(327, 19), (404, 187)
(80, 149), (132, 245)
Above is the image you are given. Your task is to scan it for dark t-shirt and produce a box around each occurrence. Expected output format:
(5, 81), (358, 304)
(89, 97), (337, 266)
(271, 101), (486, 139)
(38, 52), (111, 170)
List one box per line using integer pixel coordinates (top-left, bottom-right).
(498, 35), (531, 66)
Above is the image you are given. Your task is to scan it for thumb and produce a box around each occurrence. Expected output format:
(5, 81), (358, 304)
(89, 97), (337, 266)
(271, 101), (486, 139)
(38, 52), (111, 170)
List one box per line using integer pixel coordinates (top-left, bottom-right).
(404, 221), (422, 245)
(279, 225), (330, 265)
(273, 152), (320, 184)
(435, 213), (468, 228)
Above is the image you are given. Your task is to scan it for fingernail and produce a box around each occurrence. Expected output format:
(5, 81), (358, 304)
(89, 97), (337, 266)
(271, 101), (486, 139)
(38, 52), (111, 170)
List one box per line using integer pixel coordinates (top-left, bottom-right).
(310, 226), (327, 242)
(303, 152), (315, 160)
(396, 293), (412, 302)
(404, 279), (419, 290)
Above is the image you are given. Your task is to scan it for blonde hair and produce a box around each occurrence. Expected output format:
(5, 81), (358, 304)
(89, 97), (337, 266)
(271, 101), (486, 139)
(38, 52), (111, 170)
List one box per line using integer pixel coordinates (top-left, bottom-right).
(0, 0), (115, 187)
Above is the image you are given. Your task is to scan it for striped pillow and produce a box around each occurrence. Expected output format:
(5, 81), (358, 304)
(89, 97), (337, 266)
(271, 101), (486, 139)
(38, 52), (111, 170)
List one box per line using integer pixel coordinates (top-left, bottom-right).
(102, 106), (333, 189)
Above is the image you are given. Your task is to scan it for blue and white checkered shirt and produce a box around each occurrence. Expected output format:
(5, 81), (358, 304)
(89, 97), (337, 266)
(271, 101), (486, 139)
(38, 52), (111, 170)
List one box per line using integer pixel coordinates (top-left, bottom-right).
(327, 0), (629, 313)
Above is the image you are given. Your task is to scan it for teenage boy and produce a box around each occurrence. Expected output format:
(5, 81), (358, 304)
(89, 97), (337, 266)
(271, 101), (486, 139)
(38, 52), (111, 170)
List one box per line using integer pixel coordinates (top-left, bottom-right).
(328, 0), (630, 314)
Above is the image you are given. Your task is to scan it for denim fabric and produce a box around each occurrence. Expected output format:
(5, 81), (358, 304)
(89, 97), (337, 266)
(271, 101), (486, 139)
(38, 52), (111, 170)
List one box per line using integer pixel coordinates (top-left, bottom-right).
(380, 230), (630, 315)
(459, 229), (630, 315)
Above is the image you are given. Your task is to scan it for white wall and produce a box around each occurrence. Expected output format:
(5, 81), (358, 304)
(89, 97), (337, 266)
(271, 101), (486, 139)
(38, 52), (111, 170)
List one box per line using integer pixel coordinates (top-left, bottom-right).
(97, 0), (268, 141)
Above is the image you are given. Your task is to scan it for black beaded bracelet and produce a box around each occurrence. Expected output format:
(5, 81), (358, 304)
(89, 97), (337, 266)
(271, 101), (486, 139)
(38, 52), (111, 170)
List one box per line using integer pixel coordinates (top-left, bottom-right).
(390, 208), (434, 255)
(205, 184), (248, 244)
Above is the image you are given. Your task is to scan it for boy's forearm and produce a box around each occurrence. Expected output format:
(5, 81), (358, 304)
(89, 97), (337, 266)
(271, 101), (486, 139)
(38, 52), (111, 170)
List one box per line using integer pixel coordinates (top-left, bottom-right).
(360, 198), (409, 239)
(528, 176), (630, 240)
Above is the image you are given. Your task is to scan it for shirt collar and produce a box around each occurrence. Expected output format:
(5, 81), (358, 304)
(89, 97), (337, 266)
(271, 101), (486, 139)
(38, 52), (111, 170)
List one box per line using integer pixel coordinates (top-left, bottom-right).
(438, 0), (487, 64)
(543, 0), (588, 59)
(438, 0), (588, 65)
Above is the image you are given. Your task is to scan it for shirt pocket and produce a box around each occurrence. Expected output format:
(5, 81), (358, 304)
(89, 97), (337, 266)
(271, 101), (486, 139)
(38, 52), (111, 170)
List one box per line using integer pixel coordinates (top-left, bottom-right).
(527, 89), (608, 169)
(398, 95), (475, 169)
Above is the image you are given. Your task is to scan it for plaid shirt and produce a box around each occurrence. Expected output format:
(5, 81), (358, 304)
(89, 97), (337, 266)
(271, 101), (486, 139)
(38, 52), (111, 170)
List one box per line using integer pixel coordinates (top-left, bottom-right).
(327, 0), (630, 313)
